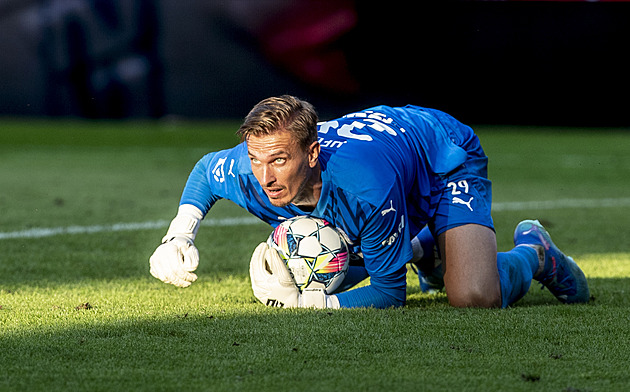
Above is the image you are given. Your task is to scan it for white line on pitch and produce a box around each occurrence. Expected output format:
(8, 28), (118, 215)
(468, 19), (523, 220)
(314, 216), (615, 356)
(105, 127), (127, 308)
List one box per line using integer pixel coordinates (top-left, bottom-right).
(492, 197), (630, 211)
(0, 216), (262, 240)
(1, 197), (629, 240)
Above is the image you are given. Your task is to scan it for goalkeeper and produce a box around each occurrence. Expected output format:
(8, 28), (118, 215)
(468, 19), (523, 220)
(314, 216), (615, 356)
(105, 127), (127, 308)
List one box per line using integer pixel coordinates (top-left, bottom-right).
(149, 95), (590, 309)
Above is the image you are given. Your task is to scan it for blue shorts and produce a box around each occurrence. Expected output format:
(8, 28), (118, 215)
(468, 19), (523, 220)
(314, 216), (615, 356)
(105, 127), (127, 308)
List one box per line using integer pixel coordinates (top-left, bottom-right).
(429, 128), (494, 237)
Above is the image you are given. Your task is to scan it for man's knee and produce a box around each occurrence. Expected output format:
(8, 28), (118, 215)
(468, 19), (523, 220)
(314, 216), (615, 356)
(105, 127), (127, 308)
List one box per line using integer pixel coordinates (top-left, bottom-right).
(438, 224), (501, 308)
(446, 283), (501, 308)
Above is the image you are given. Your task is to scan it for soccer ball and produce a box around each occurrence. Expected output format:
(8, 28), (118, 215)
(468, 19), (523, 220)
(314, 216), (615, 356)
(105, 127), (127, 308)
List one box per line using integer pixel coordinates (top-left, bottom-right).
(267, 216), (350, 294)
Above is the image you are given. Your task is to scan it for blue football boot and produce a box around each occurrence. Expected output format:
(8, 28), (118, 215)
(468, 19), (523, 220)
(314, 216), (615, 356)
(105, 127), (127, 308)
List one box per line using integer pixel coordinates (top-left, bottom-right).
(514, 220), (590, 304)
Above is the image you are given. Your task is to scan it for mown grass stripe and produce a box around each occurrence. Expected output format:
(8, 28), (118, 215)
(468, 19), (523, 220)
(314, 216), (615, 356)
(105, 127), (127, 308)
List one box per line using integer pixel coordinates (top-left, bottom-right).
(1, 197), (629, 240)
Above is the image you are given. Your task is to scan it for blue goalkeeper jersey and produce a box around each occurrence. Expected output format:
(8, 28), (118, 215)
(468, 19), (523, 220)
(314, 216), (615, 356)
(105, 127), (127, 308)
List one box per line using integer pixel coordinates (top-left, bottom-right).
(180, 105), (473, 308)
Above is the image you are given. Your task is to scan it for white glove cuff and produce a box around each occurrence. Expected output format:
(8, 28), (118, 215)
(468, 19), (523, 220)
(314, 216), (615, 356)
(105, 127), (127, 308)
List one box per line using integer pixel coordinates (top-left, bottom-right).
(162, 204), (204, 243)
(301, 288), (340, 309)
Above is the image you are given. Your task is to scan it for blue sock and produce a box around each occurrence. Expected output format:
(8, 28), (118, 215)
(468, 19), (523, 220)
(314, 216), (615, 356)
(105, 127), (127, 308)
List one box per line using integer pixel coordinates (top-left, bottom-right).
(497, 246), (539, 308)
(411, 226), (437, 265)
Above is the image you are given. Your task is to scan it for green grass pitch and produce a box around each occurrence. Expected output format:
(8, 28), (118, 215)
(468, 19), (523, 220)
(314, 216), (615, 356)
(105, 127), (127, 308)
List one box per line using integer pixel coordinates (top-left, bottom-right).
(1, 119), (630, 391)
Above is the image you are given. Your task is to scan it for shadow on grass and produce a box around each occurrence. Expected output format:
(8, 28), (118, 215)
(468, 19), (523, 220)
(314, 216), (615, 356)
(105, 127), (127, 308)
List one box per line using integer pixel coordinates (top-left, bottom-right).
(1, 284), (627, 392)
(404, 277), (625, 309)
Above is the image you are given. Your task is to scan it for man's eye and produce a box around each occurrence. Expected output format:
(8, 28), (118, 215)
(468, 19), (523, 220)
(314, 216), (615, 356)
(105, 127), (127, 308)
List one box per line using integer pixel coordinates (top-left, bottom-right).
(250, 158), (260, 164)
(274, 158), (286, 164)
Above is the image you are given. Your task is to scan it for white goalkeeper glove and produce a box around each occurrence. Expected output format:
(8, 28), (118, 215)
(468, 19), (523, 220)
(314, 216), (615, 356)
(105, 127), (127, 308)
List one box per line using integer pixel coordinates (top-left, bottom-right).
(149, 204), (203, 288)
(249, 242), (340, 309)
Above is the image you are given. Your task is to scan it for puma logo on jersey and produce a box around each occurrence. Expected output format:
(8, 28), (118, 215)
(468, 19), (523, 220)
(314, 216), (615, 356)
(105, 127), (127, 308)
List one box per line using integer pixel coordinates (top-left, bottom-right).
(227, 159), (235, 177)
(453, 196), (474, 211)
(381, 200), (396, 216)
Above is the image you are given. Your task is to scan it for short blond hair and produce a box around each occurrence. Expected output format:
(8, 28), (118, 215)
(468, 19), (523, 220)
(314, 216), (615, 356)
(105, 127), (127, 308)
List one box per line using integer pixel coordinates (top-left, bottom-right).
(236, 95), (318, 150)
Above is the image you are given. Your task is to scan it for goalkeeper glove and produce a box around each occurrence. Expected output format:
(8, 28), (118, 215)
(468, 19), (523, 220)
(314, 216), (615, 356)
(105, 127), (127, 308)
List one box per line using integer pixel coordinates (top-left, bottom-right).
(249, 242), (340, 309)
(149, 204), (203, 288)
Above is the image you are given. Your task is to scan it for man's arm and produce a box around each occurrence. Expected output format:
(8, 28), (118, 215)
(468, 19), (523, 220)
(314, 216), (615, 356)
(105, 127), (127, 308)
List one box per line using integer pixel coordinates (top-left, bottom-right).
(149, 203), (204, 287)
(334, 266), (407, 308)
(330, 191), (412, 308)
(149, 154), (220, 287)
(179, 155), (220, 215)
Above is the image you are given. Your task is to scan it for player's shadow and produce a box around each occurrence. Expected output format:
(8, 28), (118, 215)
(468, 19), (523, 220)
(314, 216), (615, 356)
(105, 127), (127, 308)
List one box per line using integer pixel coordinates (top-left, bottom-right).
(404, 278), (606, 308)
(405, 284), (450, 308)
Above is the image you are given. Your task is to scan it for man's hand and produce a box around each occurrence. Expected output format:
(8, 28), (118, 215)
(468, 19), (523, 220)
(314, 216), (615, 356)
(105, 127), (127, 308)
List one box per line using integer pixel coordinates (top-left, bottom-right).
(249, 242), (300, 307)
(149, 236), (199, 287)
(149, 204), (203, 288)
(249, 242), (338, 309)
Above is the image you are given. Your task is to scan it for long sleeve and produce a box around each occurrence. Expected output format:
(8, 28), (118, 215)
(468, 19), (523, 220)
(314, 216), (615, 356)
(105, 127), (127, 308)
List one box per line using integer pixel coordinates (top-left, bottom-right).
(335, 265), (407, 308)
(179, 154), (221, 215)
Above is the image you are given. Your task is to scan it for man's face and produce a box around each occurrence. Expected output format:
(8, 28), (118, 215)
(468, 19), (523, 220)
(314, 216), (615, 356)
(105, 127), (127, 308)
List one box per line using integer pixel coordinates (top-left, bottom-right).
(247, 130), (320, 208)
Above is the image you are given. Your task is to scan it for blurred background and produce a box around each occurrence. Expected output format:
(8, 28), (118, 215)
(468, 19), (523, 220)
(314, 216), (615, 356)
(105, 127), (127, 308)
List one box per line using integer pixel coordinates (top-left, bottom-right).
(1, 0), (629, 126)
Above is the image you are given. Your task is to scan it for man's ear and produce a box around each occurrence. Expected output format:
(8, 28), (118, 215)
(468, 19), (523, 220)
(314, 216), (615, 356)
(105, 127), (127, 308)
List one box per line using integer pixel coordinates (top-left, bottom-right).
(307, 141), (320, 168)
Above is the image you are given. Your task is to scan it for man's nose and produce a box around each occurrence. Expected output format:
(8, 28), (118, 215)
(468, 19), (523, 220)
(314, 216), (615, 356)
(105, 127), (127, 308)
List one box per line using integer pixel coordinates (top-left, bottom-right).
(261, 165), (276, 185)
